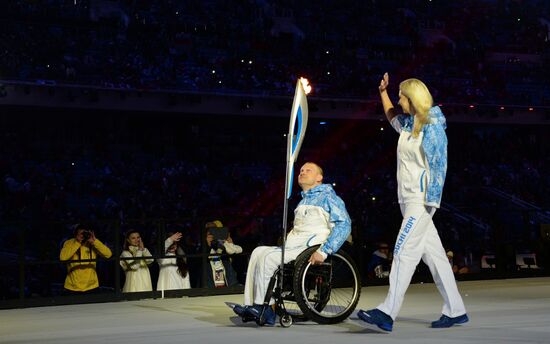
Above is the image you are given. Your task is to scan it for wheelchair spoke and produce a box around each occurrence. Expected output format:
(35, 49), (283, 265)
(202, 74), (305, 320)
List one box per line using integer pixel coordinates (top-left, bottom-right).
(291, 245), (361, 324)
(282, 301), (302, 316)
(301, 253), (360, 318)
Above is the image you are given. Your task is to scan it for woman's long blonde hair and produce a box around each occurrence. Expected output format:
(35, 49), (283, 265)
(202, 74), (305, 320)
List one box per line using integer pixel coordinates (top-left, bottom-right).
(399, 78), (433, 138)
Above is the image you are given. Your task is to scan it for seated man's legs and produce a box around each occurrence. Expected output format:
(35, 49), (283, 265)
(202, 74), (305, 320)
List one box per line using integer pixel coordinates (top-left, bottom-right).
(235, 244), (308, 325)
(245, 245), (307, 306)
(244, 246), (273, 306)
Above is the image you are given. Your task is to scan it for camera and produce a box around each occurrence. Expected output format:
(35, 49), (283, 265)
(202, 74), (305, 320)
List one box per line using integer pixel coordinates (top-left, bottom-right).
(81, 230), (93, 242)
(211, 227), (229, 241)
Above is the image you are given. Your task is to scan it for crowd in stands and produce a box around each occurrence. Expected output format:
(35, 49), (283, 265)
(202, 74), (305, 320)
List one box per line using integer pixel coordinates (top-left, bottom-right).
(1, 0), (550, 105)
(1, 0), (549, 298)
(0, 110), (548, 297)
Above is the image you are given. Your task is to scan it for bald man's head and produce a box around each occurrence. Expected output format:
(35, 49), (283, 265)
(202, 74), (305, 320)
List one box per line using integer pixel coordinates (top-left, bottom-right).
(298, 162), (323, 191)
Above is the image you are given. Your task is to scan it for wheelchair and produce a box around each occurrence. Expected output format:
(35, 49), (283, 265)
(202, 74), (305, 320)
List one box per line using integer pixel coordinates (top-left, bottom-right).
(253, 244), (361, 327)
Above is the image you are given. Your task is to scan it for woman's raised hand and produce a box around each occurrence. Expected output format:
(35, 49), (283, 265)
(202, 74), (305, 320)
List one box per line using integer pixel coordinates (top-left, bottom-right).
(379, 72), (389, 93)
(170, 232), (183, 242)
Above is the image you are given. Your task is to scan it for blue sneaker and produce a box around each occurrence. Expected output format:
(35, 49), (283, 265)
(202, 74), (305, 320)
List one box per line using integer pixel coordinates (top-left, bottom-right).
(431, 314), (469, 328)
(232, 304), (248, 317)
(244, 305), (276, 326)
(357, 309), (393, 332)
(231, 304), (256, 323)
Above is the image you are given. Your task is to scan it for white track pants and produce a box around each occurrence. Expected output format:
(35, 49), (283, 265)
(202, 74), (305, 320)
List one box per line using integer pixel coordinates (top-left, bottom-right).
(377, 204), (466, 320)
(244, 245), (306, 306)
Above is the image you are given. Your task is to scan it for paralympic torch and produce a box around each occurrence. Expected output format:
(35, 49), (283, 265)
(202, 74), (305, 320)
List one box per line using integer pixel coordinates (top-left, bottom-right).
(279, 77), (311, 299)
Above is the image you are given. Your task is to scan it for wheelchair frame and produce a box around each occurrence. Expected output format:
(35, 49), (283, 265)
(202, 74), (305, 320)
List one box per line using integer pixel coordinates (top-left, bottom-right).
(253, 245), (361, 327)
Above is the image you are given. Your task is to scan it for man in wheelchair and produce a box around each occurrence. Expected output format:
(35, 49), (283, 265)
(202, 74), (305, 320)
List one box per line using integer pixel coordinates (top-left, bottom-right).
(231, 162), (351, 325)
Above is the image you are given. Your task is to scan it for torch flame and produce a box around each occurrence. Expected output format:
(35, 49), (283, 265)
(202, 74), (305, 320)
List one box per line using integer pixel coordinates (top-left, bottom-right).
(299, 77), (312, 95)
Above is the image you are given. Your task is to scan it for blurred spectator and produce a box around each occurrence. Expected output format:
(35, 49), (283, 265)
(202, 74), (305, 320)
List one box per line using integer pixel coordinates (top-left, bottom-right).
(205, 220), (241, 288)
(59, 223), (112, 293)
(446, 250), (470, 275)
(367, 242), (392, 278)
(120, 229), (154, 292)
(157, 232), (191, 291)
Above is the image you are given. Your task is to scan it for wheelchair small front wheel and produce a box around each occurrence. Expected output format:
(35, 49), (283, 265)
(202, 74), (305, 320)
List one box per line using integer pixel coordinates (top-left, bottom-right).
(280, 314), (293, 328)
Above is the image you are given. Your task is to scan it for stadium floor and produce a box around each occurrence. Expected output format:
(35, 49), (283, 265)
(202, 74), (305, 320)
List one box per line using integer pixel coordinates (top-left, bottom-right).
(1, 277), (549, 344)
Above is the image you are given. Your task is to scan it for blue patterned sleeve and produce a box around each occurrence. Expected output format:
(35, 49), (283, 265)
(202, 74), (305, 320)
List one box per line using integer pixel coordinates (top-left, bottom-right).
(319, 195), (351, 255)
(390, 114), (413, 133)
(422, 124), (448, 207)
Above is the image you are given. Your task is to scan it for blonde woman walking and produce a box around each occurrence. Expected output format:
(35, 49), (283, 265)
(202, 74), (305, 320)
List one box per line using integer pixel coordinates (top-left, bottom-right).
(357, 73), (468, 332)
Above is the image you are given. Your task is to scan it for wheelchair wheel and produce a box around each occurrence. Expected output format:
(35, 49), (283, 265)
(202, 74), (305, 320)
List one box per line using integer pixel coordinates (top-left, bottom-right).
(280, 314), (293, 328)
(279, 299), (307, 321)
(293, 245), (361, 324)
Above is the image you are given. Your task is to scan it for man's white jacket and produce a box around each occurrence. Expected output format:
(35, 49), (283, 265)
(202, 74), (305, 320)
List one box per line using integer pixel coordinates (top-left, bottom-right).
(286, 184), (351, 257)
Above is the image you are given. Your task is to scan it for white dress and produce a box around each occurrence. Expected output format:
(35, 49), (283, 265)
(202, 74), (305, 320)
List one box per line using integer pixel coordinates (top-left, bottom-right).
(120, 247), (154, 292)
(157, 238), (191, 291)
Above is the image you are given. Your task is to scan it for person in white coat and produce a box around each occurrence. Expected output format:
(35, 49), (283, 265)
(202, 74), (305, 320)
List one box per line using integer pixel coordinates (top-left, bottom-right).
(120, 230), (154, 293)
(157, 232), (191, 291)
(357, 73), (468, 332)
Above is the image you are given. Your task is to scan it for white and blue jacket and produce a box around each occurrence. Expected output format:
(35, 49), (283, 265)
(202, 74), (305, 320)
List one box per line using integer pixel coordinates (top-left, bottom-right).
(391, 106), (447, 208)
(286, 184), (351, 257)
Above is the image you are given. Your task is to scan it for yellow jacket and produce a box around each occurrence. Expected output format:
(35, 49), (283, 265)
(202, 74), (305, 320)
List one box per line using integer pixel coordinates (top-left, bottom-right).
(59, 238), (112, 292)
